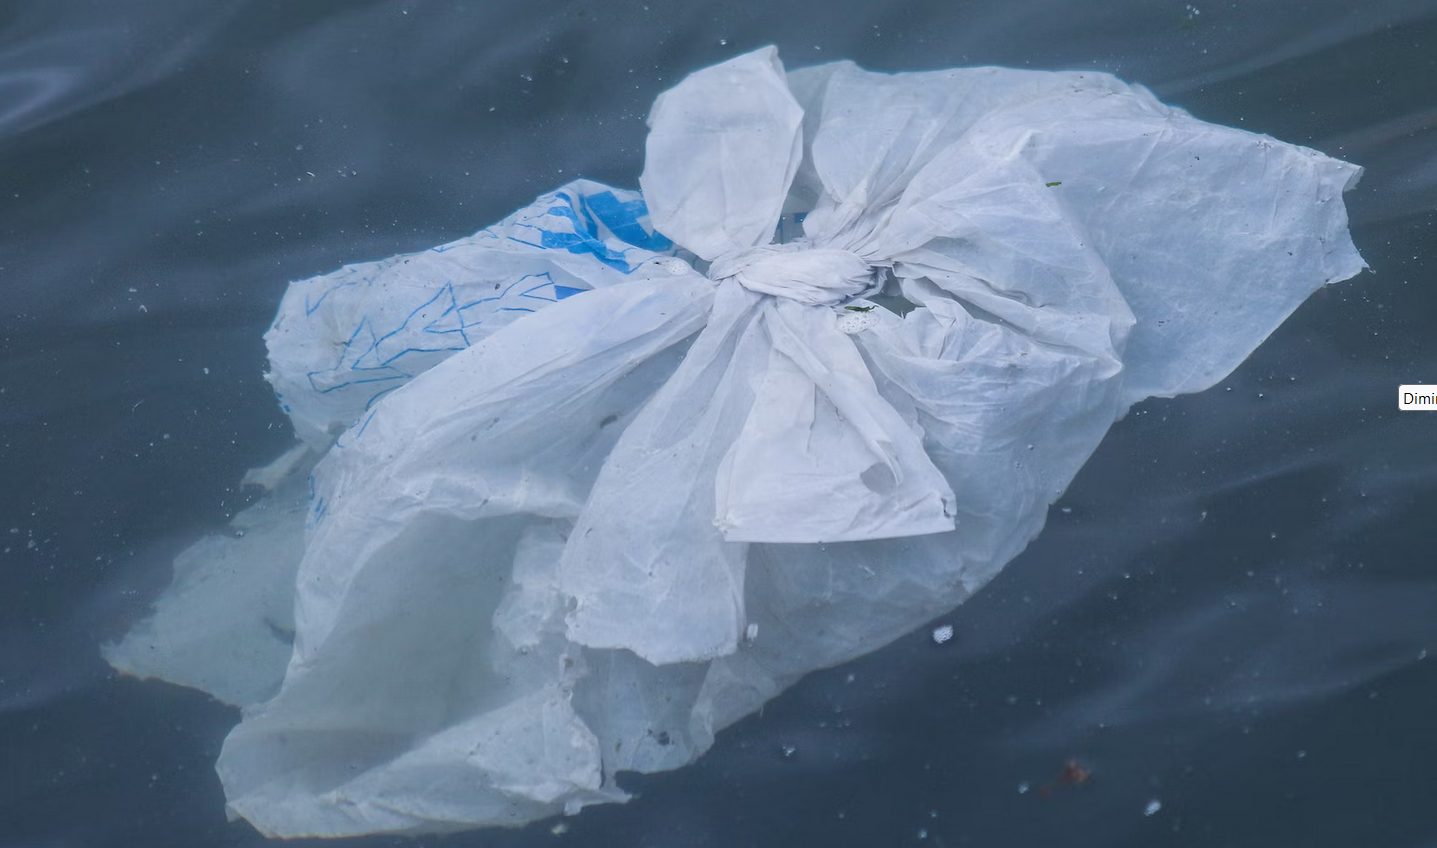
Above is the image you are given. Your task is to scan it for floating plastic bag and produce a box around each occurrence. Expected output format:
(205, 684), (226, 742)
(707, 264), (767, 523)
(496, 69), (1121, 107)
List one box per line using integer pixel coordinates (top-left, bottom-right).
(105, 47), (1364, 837)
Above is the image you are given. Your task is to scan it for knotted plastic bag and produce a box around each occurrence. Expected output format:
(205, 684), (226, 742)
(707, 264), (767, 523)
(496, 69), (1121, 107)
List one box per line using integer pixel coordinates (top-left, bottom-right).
(105, 47), (1364, 837)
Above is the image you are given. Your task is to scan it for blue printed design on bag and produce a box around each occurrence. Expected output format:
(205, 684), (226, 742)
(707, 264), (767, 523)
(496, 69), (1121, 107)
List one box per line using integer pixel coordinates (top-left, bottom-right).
(305, 271), (363, 316)
(303, 284), (472, 398)
(334, 409), (377, 450)
(305, 318), (411, 396)
(454, 272), (583, 321)
(508, 189), (670, 272)
(584, 190), (673, 253)
(305, 273), (588, 436)
(283, 182), (669, 445)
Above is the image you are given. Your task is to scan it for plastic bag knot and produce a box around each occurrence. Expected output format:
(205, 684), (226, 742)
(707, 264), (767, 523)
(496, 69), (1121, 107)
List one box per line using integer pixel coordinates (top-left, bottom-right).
(708, 242), (879, 307)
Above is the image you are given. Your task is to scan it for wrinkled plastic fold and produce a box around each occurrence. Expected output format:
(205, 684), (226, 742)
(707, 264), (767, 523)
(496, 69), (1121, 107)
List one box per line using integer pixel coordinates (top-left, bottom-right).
(105, 46), (1364, 837)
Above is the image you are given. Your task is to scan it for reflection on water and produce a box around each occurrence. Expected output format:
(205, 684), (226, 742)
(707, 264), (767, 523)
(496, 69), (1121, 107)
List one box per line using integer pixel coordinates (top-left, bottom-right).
(0, 3), (236, 139)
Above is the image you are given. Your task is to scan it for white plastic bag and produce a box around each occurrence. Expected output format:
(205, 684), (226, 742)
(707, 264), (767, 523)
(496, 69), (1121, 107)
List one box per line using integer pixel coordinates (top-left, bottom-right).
(106, 47), (1364, 837)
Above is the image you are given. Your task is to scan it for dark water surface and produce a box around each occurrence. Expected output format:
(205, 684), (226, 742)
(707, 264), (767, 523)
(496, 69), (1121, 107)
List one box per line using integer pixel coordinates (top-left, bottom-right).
(3, 1), (1436, 846)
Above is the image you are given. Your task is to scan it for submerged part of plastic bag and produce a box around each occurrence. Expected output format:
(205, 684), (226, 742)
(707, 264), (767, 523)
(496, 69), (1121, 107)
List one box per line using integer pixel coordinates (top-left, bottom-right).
(106, 47), (1364, 837)
(103, 446), (314, 707)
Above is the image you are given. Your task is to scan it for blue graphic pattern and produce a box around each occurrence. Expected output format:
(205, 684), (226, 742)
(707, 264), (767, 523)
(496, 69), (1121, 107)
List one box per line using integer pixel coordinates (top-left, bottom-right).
(288, 183), (671, 453)
(508, 190), (669, 271)
(308, 273), (584, 443)
(584, 190), (672, 253)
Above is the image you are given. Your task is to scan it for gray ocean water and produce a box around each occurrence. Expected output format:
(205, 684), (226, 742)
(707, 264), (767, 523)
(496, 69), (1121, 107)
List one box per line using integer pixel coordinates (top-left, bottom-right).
(2, 1), (1435, 846)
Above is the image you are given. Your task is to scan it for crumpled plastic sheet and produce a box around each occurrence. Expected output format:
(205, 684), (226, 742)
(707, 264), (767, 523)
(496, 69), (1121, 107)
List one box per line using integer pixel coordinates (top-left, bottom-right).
(105, 47), (1364, 837)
